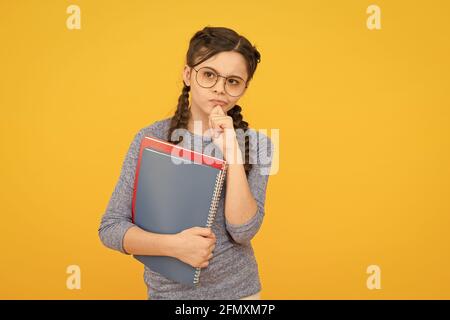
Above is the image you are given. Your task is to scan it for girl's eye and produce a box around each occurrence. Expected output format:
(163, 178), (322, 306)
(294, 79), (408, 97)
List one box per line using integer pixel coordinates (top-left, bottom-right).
(228, 79), (240, 85)
(205, 72), (215, 78)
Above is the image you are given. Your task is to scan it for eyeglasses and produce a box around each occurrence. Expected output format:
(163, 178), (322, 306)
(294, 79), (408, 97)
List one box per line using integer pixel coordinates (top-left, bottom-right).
(192, 66), (248, 97)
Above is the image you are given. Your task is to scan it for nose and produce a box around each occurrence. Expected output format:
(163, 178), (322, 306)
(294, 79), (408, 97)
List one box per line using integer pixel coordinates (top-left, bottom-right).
(212, 76), (226, 94)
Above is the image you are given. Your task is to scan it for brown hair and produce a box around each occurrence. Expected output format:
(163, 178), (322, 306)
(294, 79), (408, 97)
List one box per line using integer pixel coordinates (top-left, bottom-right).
(167, 26), (261, 177)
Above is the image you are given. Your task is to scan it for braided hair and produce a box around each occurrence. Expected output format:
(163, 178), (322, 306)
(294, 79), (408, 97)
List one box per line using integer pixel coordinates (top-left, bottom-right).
(168, 26), (261, 177)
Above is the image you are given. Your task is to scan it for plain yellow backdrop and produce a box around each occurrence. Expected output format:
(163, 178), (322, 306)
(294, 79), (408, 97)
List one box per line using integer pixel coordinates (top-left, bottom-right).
(1, 0), (449, 299)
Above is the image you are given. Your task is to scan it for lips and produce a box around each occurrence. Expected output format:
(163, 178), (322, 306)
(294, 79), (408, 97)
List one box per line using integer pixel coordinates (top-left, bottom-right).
(210, 99), (227, 106)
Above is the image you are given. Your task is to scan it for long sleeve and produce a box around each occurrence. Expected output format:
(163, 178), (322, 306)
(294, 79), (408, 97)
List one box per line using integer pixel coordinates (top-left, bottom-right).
(98, 129), (145, 254)
(225, 131), (274, 245)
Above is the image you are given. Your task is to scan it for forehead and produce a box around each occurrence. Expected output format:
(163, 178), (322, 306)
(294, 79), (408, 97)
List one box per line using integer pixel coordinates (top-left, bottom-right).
(197, 51), (248, 79)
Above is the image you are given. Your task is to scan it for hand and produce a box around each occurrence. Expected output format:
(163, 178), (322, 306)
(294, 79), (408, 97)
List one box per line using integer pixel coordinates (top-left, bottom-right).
(209, 105), (240, 161)
(172, 227), (216, 269)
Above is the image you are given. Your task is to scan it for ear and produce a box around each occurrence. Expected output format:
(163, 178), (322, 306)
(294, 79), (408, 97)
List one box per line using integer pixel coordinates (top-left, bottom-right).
(182, 65), (191, 87)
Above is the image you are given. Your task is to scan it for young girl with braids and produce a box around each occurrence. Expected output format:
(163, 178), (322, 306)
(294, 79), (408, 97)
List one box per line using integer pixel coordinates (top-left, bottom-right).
(99, 26), (274, 300)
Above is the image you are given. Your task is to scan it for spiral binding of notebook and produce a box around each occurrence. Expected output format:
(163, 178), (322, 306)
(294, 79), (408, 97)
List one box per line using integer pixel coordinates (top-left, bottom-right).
(193, 161), (228, 285)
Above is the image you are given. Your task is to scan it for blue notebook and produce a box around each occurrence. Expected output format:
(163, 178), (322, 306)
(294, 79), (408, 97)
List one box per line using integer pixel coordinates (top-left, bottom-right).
(131, 136), (227, 286)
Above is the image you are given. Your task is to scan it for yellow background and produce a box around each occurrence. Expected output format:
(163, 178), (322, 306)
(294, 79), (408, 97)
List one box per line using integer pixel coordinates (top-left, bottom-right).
(1, 0), (449, 299)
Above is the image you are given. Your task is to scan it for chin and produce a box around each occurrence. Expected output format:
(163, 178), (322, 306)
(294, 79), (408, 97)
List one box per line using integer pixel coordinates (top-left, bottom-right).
(199, 106), (212, 115)
(204, 103), (217, 112)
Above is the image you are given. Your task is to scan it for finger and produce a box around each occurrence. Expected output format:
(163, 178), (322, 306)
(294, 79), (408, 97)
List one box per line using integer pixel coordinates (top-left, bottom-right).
(210, 117), (227, 128)
(210, 105), (224, 116)
(208, 114), (218, 129)
(210, 114), (230, 119)
(208, 117), (216, 138)
(210, 117), (231, 126)
(210, 114), (229, 119)
(195, 227), (212, 237)
(211, 119), (229, 129)
(214, 105), (225, 115)
(212, 120), (223, 131)
(209, 119), (223, 138)
(211, 120), (229, 131)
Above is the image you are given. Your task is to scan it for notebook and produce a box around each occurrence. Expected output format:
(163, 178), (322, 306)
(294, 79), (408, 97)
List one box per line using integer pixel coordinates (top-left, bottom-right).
(131, 135), (227, 286)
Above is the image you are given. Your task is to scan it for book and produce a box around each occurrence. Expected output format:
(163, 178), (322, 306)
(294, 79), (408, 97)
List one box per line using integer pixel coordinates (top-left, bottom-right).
(131, 135), (227, 286)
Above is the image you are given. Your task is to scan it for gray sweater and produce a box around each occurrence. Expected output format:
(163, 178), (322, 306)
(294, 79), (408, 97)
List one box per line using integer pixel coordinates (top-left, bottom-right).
(98, 117), (273, 299)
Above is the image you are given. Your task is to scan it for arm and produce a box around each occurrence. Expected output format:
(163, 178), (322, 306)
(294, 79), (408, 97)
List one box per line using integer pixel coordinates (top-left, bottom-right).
(99, 128), (217, 268)
(224, 131), (274, 245)
(224, 147), (257, 226)
(98, 129), (176, 256)
(122, 226), (179, 256)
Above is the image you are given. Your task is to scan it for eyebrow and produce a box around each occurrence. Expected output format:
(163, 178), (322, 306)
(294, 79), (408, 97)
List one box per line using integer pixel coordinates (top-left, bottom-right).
(203, 66), (246, 80)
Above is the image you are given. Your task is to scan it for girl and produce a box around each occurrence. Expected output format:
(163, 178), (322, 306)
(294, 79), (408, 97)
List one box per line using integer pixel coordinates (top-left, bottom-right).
(99, 26), (273, 300)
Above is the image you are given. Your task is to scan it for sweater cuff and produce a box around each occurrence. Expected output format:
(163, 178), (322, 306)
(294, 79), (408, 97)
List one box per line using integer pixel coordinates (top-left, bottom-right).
(119, 221), (137, 255)
(225, 207), (260, 234)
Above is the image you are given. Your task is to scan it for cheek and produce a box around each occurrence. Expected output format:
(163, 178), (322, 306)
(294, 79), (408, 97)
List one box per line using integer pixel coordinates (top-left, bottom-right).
(192, 86), (209, 102)
(190, 88), (214, 112)
(227, 98), (239, 110)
